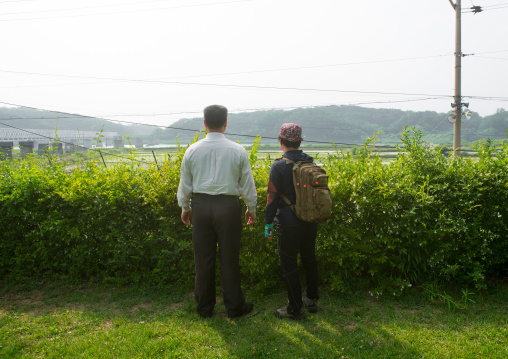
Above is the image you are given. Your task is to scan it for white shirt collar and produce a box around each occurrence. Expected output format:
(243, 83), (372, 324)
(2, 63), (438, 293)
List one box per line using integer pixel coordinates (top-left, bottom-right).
(205, 132), (225, 140)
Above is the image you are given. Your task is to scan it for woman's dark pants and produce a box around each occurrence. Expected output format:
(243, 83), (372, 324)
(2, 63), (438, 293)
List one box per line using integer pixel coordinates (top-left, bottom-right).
(278, 224), (319, 314)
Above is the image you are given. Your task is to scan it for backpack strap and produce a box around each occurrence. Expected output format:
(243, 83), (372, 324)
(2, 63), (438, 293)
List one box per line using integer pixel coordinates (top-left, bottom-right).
(280, 193), (292, 207)
(279, 157), (307, 211)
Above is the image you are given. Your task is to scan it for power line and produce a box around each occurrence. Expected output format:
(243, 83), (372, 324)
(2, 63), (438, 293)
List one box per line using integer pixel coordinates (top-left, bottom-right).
(0, 0), (33, 3)
(343, 97), (444, 106)
(0, 80), (131, 90)
(467, 96), (508, 101)
(176, 49), (503, 80)
(0, 0), (257, 21)
(0, 54), (455, 85)
(146, 54), (455, 80)
(0, 109), (451, 144)
(474, 49), (508, 54)
(0, 69), (455, 98)
(486, 5), (508, 10)
(0, 101), (402, 148)
(481, 2), (508, 7)
(2, 99), (506, 139)
(1, 72), (506, 102)
(0, 49), (504, 94)
(0, 97), (446, 122)
(0, 97), (465, 145)
(7, 50), (505, 81)
(0, 115), (390, 153)
(481, 2), (508, 9)
(474, 55), (508, 61)
(463, 3), (508, 12)
(0, 0), (191, 15)
(3, 104), (503, 155)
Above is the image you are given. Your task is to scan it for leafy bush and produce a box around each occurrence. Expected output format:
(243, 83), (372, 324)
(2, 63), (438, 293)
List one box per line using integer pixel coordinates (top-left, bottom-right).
(0, 150), (193, 287)
(319, 128), (507, 294)
(0, 129), (506, 294)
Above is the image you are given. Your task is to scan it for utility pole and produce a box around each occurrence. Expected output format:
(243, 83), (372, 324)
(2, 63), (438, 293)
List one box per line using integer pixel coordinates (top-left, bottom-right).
(449, 0), (462, 154)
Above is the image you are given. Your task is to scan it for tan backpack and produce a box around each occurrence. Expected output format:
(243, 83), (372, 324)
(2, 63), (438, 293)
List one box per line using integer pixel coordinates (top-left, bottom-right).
(280, 158), (333, 223)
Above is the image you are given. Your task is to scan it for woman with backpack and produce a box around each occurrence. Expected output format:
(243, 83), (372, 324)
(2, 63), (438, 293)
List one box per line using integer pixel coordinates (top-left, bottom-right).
(264, 123), (324, 320)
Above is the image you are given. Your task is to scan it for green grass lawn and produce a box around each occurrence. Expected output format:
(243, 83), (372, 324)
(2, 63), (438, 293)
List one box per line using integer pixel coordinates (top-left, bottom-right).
(1, 283), (506, 358)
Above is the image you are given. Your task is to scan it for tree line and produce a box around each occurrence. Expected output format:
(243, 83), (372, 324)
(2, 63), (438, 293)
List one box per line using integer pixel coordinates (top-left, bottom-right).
(2, 105), (507, 145)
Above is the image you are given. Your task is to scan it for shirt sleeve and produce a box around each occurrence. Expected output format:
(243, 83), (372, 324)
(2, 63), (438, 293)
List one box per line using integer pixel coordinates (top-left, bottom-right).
(237, 150), (257, 213)
(265, 161), (282, 224)
(177, 150), (193, 212)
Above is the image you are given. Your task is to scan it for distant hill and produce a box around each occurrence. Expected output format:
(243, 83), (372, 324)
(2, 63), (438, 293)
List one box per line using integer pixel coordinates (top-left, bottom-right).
(155, 106), (508, 146)
(1, 105), (507, 146)
(0, 107), (153, 137)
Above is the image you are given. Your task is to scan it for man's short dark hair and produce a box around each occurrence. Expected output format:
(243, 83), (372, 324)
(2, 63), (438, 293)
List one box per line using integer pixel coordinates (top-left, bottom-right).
(279, 137), (301, 149)
(204, 105), (228, 130)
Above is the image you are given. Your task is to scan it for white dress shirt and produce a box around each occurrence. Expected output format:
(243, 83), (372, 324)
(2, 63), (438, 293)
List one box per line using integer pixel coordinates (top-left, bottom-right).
(177, 132), (257, 213)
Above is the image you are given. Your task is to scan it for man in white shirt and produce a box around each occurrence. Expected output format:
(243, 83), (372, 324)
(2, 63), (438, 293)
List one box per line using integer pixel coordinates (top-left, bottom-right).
(177, 104), (257, 319)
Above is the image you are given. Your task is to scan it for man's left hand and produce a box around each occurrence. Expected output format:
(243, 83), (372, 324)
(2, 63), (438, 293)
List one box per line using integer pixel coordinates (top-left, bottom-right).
(181, 210), (192, 226)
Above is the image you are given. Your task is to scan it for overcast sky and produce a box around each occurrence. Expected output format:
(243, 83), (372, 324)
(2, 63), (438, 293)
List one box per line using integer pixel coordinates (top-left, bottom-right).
(0, 0), (507, 127)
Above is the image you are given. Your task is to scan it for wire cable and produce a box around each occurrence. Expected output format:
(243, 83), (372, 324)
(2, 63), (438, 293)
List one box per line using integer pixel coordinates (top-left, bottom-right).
(474, 55), (508, 61)
(0, 54), (455, 86)
(146, 54), (454, 80)
(464, 4), (508, 12)
(0, 70), (456, 98)
(3, 99), (506, 149)
(0, 0), (199, 16)
(0, 101), (402, 148)
(3, 99), (506, 146)
(0, 97), (446, 122)
(0, 0), (33, 3)
(474, 49), (508, 55)
(481, 2), (508, 8)
(0, 0), (257, 21)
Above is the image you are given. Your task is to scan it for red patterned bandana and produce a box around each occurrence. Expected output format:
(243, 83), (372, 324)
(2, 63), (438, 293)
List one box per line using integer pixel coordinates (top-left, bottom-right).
(279, 123), (303, 142)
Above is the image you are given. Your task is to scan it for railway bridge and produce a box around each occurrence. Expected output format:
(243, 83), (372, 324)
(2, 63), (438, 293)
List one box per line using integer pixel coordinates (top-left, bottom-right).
(0, 128), (119, 159)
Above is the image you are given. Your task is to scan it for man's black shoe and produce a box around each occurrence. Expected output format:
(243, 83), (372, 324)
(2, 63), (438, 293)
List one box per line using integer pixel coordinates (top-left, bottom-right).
(228, 301), (254, 318)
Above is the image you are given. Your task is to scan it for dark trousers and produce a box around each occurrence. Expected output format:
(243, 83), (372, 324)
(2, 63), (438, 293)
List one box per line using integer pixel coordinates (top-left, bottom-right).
(191, 194), (245, 317)
(278, 224), (319, 314)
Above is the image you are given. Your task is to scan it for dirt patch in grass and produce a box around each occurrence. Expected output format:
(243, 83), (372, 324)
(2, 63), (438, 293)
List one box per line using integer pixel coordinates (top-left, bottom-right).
(130, 302), (154, 313)
(0, 290), (44, 306)
(170, 302), (184, 310)
(395, 306), (420, 315)
(341, 306), (361, 314)
(0, 287), (118, 315)
(0, 286), (189, 318)
(0, 290), (51, 314)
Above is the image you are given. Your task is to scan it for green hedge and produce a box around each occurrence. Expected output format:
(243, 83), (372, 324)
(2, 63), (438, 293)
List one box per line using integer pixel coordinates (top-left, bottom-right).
(321, 130), (507, 294)
(0, 129), (506, 294)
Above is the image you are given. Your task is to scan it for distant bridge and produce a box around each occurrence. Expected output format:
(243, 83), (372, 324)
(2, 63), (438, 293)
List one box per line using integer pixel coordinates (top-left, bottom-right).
(0, 129), (159, 160)
(0, 128), (118, 142)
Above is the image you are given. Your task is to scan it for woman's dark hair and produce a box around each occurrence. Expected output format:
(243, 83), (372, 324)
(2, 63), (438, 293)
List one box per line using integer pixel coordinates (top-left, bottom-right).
(203, 105), (228, 130)
(279, 137), (301, 149)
